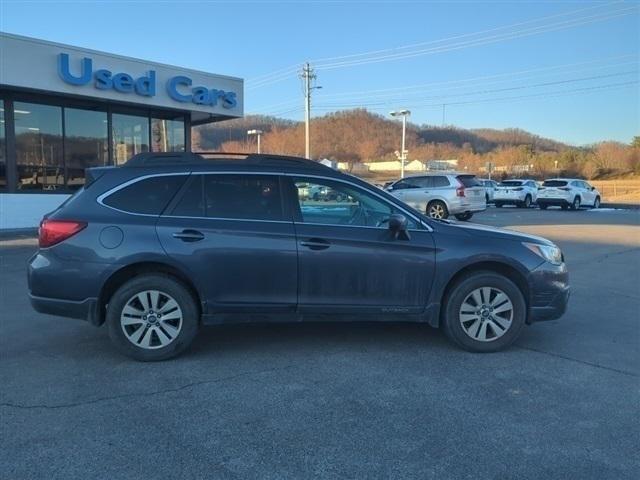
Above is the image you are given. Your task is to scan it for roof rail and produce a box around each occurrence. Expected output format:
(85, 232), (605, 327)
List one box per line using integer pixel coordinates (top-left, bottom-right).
(124, 152), (330, 171)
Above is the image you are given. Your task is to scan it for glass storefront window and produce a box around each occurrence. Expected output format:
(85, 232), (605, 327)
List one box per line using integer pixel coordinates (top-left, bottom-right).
(112, 113), (149, 165)
(14, 102), (64, 191)
(0, 102), (6, 189)
(65, 108), (108, 189)
(151, 117), (185, 152)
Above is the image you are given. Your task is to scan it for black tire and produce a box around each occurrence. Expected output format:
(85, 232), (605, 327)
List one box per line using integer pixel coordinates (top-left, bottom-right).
(593, 196), (601, 209)
(107, 274), (200, 361)
(485, 193), (490, 204)
(570, 196), (581, 210)
(521, 195), (532, 208)
(427, 200), (449, 219)
(561, 204), (569, 210)
(454, 212), (473, 221)
(539, 204), (548, 210)
(495, 202), (503, 208)
(442, 271), (526, 353)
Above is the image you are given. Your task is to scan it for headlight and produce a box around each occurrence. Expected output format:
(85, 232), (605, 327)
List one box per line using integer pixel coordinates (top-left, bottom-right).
(523, 242), (563, 265)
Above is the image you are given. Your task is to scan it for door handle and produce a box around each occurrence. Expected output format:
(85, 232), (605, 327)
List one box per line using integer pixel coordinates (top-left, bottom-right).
(172, 229), (205, 242)
(300, 238), (330, 250)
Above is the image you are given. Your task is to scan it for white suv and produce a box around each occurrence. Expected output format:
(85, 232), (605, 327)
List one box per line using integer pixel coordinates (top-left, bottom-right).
(494, 179), (538, 208)
(537, 178), (601, 210)
(386, 173), (486, 221)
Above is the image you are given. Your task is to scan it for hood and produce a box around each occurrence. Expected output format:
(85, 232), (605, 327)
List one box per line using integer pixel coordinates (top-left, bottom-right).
(442, 221), (555, 246)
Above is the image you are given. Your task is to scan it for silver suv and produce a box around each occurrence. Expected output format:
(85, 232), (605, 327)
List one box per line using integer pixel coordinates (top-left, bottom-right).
(385, 173), (486, 220)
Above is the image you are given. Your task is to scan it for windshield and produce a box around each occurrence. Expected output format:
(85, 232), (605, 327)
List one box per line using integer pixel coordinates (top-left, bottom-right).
(543, 180), (568, 187)
(456, 175), (480, 187)
(500, 181), (523, 186)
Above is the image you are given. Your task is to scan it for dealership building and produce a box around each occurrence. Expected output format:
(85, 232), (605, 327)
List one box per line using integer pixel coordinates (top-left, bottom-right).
(0, 32), (243, 229)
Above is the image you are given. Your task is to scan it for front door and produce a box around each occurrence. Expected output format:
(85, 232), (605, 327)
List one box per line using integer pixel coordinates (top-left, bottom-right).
(156, 173), (297, 313)
(287, 176), (436, 314)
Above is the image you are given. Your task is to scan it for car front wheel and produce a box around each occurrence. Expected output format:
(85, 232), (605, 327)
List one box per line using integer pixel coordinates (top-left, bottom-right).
(442, 272), (526, 352)
(593, 196), (601, 209)
(107, 274), (200, 361)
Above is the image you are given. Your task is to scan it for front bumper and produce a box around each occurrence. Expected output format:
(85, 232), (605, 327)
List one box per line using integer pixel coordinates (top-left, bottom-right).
(527, 262), (570, 323)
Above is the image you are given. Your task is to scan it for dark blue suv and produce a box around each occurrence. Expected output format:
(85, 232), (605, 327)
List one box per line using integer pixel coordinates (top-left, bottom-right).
(28, 152), (569, 361)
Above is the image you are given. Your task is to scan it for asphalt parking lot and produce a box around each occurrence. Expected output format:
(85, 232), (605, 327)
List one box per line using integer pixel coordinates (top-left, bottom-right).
(1, 207), (639, 480)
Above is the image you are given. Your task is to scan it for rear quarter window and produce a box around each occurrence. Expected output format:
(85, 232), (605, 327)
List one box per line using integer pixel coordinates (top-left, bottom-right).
(102, 175), (187, 215)
(431, 176), (449, 187)
(456, 175), (481, 187)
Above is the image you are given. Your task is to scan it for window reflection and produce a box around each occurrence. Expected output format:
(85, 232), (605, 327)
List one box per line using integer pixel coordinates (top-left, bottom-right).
(151, 117), (185, 152)
(0, 102), (6, 189)
(65, 108), (108, 189)
(15, 102), (64, 191)
(112, 113), (149, 165)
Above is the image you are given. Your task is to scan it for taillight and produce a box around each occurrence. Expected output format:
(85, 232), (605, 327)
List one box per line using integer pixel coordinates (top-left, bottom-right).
(456, 180), (465, 197)
(39, 219), (87, 248)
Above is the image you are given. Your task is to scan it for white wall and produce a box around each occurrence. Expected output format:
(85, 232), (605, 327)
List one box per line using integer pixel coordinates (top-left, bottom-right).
(0, 194), (70, 230)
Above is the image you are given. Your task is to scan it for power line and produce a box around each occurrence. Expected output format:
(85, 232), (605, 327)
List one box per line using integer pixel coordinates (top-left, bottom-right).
(314, 70), (638, 108)
(315, 7), (637, 70)
(250, 55), (636, 114)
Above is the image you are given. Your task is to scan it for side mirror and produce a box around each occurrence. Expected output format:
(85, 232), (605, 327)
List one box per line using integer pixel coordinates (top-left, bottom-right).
(388, 214), (410, 240)
(590, 186), (596, 191)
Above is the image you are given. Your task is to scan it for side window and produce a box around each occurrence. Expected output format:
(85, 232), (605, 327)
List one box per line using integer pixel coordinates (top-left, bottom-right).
(103, 175), (186, 215)
(393, 177), (425, 189)
(432, 176), (449, 187)
(171, 175), (204, 217)
(413, 177), (433, 188)
(294, 178), (418, 229)
(571, 181), (581, 188)
(203, 174), (283, 221)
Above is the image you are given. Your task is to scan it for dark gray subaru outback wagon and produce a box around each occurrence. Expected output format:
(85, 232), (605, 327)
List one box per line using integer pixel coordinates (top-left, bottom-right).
(28, 152), (569, 361)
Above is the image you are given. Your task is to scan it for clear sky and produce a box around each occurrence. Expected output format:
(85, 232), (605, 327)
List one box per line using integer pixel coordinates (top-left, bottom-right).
(1, 0), (638, 145)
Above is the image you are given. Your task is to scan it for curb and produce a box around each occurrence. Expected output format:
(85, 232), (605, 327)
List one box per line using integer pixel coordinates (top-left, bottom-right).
(601, 203), (640, 210)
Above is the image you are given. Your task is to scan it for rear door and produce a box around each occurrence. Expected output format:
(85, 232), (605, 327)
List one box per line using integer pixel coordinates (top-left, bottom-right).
(156, 173), (298, 313)
(286, 175), (436, 313)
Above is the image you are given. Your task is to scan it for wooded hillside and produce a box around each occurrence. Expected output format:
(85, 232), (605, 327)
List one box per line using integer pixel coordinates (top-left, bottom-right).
(193, 110), (638, 179)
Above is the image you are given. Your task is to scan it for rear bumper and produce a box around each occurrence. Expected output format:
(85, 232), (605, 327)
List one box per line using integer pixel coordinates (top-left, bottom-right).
(449, 200), (486, 215)
(527, 262), (570, 323)
(29, 293), (100, 325)
(494, 194), (527, 204)
(536, 197), (571, 207)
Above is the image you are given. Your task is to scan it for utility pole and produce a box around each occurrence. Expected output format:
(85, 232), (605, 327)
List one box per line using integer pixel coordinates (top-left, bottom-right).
(301, 62), (318, 159)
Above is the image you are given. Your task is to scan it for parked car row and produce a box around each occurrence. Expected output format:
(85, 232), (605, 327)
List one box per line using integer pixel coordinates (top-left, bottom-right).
(384, 174), (601, 220)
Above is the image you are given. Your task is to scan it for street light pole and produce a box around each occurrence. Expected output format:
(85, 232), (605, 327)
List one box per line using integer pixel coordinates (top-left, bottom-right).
(390, 110), (411, 178)
(247, 129), (263, 154)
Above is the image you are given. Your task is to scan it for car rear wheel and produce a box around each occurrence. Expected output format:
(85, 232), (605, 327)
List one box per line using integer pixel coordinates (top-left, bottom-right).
(495, 202), (503, 208)
(570, 196), (581, 210)
(593, 196), (601, 209)
(427, 201), (449, 219)
(442, 272), (526, 352)
(454, 212), (473, 221)
(539, 204), (548, 210)
(521, 195), (532, 208)
(107, 274), (200, 361)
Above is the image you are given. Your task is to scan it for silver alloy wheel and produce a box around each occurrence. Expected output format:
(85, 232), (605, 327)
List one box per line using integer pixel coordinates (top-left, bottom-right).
(459, 287), (513, 342)
(428, 203), (446, 219)
(120, 290), (183, 349)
